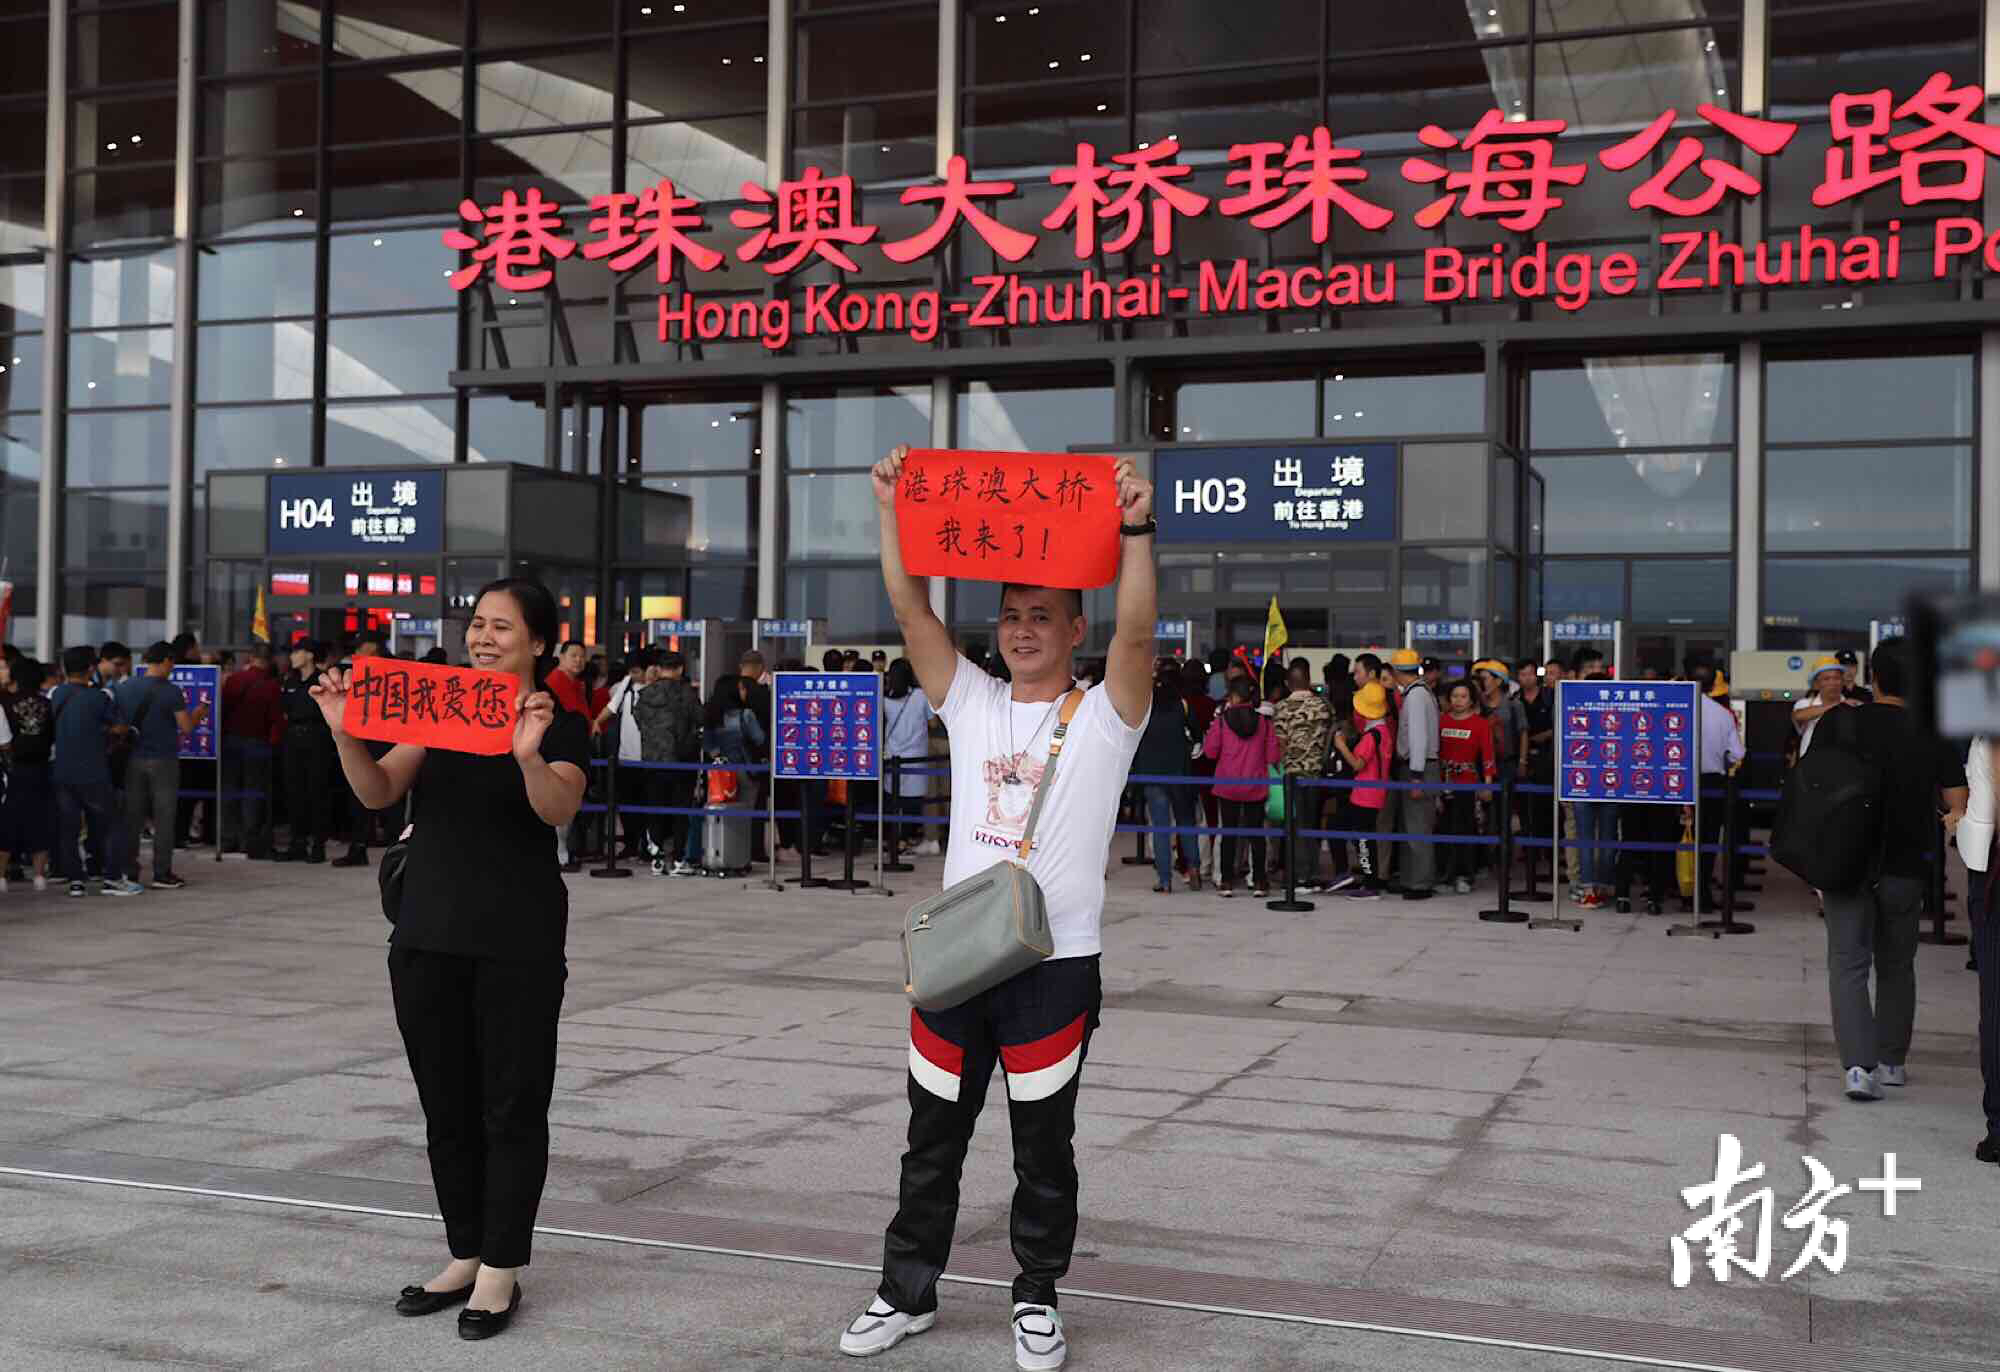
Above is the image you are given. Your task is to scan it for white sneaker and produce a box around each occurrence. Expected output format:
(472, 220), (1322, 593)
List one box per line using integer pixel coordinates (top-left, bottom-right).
(650, 857), (667, 877)
(1012, 1303), (1067, 1371)
(104, 879), (146, 897)
(1876, 1063), (1907, 1088)
(840, 1298), (936, 1356)
(1326, 873), (1359, 893)
(33, 874), (47, 892)
(670, 860), (695, 877)
(1845, 1066), (1883, 1101)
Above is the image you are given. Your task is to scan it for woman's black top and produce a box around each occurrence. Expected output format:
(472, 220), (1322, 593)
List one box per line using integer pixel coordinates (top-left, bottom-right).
(393, 709), (590, 963)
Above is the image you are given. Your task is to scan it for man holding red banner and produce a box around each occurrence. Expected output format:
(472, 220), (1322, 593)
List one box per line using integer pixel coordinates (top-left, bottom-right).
(841, 446), (1155, 1371)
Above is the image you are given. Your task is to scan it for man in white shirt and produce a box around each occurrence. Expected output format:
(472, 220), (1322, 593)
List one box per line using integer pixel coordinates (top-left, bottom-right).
(1378, 648), (1440, 899)
(1792, 658), (1849, 757)
(596, 650), (653, 859)
(841, 445), (1154, 1371)
(1694, 664), (1747, 908)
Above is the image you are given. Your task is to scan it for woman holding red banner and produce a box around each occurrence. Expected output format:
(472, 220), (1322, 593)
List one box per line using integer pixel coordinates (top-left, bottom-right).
(310, 577), (588, 1342)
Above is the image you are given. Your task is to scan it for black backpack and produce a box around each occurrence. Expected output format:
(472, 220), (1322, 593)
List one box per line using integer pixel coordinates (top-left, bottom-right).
(9, 695), (53, 766)
(1769, 708), (1884, 893)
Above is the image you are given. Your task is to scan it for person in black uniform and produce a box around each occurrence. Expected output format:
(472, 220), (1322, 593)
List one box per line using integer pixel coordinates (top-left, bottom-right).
(272, 640), (333, 863)
(309, 578), (587, 1341)
(333, 631), (392, 867)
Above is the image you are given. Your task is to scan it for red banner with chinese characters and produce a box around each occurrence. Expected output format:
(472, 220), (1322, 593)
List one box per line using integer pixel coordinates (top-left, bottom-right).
(341, 656), (518, 755)
(896, 449), (1121, 589)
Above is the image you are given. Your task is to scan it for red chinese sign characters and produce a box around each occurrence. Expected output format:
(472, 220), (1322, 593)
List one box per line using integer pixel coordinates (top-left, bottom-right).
(895, 450), (1122, 590)
(342, 656), (518, 756)
(440, 73), (2000, 347)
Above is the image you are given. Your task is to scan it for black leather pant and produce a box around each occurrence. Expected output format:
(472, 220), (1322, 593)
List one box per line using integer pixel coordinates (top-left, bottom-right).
(880, 955), (1101, 1314)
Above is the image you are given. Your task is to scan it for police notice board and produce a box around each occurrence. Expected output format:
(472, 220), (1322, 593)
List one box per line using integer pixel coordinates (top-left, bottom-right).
(1555, 679), (1698, 805)
(173, 665), (220, 762)
(772, 672), (881, 782)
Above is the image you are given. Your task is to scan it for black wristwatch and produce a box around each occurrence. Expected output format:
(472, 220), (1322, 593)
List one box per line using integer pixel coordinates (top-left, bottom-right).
(1120, 517), (1157, 537)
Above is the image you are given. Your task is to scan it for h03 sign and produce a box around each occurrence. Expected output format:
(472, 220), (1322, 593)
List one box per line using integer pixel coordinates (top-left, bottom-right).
(1155, 443), (1396, 543)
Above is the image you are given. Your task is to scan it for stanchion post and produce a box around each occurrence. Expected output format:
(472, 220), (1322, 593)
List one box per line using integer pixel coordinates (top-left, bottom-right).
(1508, 775), (1548, 903)
(1122, 785), (1150, 865)
(764, 763), (784, 892)
(1267, 773), (1314, 912)
(590, 708), (633, 878)
(1697, 771), (1753, 933)
(826, 784), (870, 891)
(1528, 776), (1581, 932)
(883, 755), (914, 874)
(1479, 771), (1527, 923)
(1919, 818), (1968, 946)
(791, 781), (829, 888)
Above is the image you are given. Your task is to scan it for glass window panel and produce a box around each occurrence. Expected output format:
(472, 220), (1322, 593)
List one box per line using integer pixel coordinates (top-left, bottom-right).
(688, 563), (756, 621)
(792, 99), (934, 187)
(0, 16), (51, 98)
(202, 0), (324, 74)
(1541, 559), (1625, 619)
(1403, 442), (1488, 541)
(1530, 450), (1732, 553)
(72, 5), (180, 87)
(195, 402), (314, 473)
(327, 142), (459, 223)
(69, 327), (175, 407)
(326, 311), (458, 397)
(1492, 552), (1517, 656)
(632, 392), (762, 471)
(197, 154), (318, 237)
(1133, 68), (1318, 164)
(1769, 0), (1979, 117)
(1764, 556), (1968, 638)
(329, 61), (465, 143)
(1155, 371), (1313, 443)
(1, 409), (38, 479)
(0, 260), (46, 332)
(1630, 558), (1730, 625)
(1328, 0), (1533, 54)
(204, 473), (265, 556)
(69, 248), (176, 327)
(1326, 45), (1526, 153)
(796, 8), (938, 103)
(324, 397), (458, 464)
(1537, 0), (1741, 29)
(0, 334), (42, 408)
(473, 129), (614, 205)
(625, 114), (766, 197)
(956, 378), (1112, 453)
(0, 100), (47, 180)
(967, 0), (1126, 85)
(71, 165), (176, 245)
(63, 572), (167, 649)
(622, 473), (756, 559)
(471, 51), (616, 134)
(1530, 353), (1733, 449)
(330, 0), (459, 59)
(786, 384), (931, 470)
(446, 466), (507, 550)
(0, 171), (48, 255)
(1765, 444), (1971, 552)
(1401, 547), (1487, 620)
(626, 28), (768, 120)
(329, 226), (459, 312)
(627, 0), (766, 24)
(197, 238), (317, 319)
(65, 488), (168, 571)
(785, 563), (898, 641)
(201, 77), (319, 156)
(196, 320), (316, 403)
(1324, 366), (1486, 438)
(1136, 0), (1315, 69)
(466, 393), (547, 464)
(1534, 31), (1741, 135)
(67, 408), (171, 486)
(962, 85), (1124, 180)
(1766, 353), (1973, 442)
(477, 0), (610, 46)
(786, 472), (877, 558)
(1494, 452), (1518, 552)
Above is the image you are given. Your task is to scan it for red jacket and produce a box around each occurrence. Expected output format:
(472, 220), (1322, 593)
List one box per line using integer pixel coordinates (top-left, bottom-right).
(546, 668), (588, 718)
(1438, 711), (1496, 785)
(1202, 704), (1281, 803)
(222, 664), (282, 745)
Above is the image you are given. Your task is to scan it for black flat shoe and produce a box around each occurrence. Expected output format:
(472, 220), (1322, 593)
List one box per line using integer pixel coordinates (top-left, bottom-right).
(1977, 1135), (2000, 1164)
(395, 1282), (473, 1316)
(457, 1284), (522, 1340)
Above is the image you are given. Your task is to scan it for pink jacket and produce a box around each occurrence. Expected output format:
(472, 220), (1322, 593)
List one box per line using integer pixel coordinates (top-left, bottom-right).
(1203, 706), (1282, 803)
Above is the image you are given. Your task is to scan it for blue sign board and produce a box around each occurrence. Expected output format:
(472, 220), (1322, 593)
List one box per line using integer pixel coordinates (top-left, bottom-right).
(1411, 620), (1474, 639)
(757, 619), (814, 637)
(1551, 620), (1617, 641)
(772, 671), (880, 782)
(654, 619), (706, 636)
(173, 665), (220, 762)
(268, 470), (444, 554)
(1155, 618), (1191, 639)
(1556, 679), (1698, 806)
(1155, 443), (1396, 543)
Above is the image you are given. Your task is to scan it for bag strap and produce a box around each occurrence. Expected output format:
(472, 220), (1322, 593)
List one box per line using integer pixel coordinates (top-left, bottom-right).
(1016, 688), (1085, 862)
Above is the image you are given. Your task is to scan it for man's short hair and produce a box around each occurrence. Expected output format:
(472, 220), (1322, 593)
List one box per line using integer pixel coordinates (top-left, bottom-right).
(1355, 652), (1382, 676)
(98, 640), (130, 662)
(822, 649), (845, 670)
(657, 650), (687, 674)
(739, 649), (765, 671)
(142, 641), (173, 665)
(1000, 582), (1084, 621)
(1871, 636), (1908, 697)
(561, 640), (585, 654)
(62, 645), (95, 677)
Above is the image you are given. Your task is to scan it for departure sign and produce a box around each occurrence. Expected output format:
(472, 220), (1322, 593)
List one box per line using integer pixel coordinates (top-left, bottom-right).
(772, 672), (880, 782)
(1155, 443), (1396, 543)
(269, 470), (443, 554)
(1556, 679), (1699, 805)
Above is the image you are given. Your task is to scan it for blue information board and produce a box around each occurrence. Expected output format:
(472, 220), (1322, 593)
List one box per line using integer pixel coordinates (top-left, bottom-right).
(772, 671), (881, 782)
(1556, 679), (1698, 806)
(1411, 620), (1474, 639)
(1551, 620), (1617, 641)
(173, 665), (220, 762)
(268, 470), (444, 554)
(1155, 443), (1396, 543)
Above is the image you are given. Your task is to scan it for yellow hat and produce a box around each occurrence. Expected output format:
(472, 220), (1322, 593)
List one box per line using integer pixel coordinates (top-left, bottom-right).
(1389, 648), (1421, 669)
(1354, 682), (1390, 719)
(1709, 670), (1730, 698)
(1809, 656), (1843, 686)
(1473, 658), (1508, 677)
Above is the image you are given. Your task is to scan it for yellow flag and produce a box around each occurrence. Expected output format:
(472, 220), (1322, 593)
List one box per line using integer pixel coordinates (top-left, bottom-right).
(1263, 595), (1288, 667)
(251, 584), (269, 644)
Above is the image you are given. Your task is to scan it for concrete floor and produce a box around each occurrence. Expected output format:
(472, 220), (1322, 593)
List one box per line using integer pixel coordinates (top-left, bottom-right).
(1, 841), (1996, 1370)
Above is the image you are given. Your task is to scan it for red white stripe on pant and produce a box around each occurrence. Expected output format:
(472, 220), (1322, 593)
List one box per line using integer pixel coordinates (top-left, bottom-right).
(1000, 1013), (1086, 1102)
(908, 1012), (965, 1102)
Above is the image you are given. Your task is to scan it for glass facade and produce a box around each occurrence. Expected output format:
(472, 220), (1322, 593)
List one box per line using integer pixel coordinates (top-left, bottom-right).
(0, 0), (1991, 660)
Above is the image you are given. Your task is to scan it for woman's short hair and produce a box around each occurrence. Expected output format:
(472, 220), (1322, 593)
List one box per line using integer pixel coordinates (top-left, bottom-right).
(884, 658), (917, 699)
(470, 577), (561, 681)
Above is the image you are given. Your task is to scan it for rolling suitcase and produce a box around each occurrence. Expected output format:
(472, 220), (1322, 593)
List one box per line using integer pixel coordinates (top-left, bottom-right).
(701, 803), (756, 875)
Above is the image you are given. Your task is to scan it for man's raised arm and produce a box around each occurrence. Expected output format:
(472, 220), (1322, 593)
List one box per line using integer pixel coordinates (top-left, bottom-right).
(875, 444), (958, 710)
(1102, 458), (1156, 730)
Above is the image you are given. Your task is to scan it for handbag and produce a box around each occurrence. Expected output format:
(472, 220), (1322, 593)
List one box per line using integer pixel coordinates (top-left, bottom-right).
(1676, 818), (1697, 899)
(707, 760), (741, 804)
(379, 820), (413, 924)
(1265, 764), (1286, 823)
(902, 689), (1082, 1012)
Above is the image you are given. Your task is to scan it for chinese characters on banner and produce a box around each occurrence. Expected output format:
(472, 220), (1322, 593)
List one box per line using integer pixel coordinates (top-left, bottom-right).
(172, 665), (220, 762)
(1153, 444), (1395, 543)
(1555, 680), (1700, 805)
(341, 656), (518, 755)
(895, 449), (1122, 589)
(772, 672), (880, 783)
(443, 74), (2000, 349)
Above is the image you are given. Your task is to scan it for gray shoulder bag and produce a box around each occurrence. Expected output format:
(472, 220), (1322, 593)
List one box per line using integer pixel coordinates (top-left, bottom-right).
(902, 688), (1082, 1011)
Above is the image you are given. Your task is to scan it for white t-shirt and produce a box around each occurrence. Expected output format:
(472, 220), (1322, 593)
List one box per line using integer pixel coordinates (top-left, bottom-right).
(937, 654), (1148, 960)
(607, 677), (643, 762)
